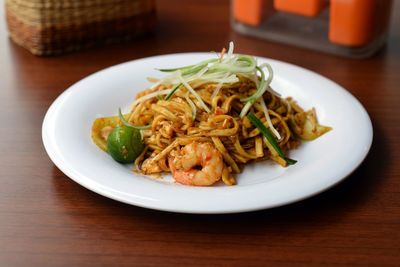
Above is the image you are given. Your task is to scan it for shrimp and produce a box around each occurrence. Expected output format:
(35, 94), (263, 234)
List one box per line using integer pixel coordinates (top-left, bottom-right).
(168, 142), (224, 186)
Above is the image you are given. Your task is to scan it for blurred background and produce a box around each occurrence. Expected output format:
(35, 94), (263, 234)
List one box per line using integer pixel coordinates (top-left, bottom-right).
(1, 0), (399, 60)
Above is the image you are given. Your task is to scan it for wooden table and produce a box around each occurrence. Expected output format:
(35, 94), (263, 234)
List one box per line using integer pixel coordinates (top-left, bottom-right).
(1, 1), (399, 266)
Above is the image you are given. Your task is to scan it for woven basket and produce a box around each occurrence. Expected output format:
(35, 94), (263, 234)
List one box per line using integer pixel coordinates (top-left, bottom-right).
(6, 0), (156, 56)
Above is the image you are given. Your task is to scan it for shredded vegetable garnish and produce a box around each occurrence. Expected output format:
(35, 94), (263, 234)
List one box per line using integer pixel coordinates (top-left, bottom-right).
(185, 92), (197, 121)
(241, 64), (273, 102)
(165, 83), (182, 101)
(118, 108), (151, 130)
(142, 42), (280, 120)
(226, 41), (234, 59)
(130, 89), (173, 109)
(240, 65), (274, 118)
(158, 58), (218, 75)
(260, 97), (281, 140)
(247, 112), (297, 166)
(178, 72), (211, 113)
(210, 72), (231, 99)
(151, 41), (270, 117)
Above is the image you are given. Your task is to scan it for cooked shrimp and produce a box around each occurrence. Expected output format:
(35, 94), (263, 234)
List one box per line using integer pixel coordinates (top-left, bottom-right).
(168, 142), (223, 186)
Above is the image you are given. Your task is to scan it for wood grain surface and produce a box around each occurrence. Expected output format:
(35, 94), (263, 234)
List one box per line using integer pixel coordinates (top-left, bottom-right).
(1, 1), (399, 266)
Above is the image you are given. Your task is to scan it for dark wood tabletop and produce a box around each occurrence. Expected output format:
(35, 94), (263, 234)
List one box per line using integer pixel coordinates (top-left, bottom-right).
(1, 0), (399, 266)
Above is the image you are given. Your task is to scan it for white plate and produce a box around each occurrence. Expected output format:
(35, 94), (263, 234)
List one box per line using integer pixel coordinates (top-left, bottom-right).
(42, 53), (373, 214)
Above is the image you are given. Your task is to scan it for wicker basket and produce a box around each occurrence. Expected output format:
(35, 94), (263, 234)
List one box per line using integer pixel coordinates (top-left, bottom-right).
(6, 0), (156, 56)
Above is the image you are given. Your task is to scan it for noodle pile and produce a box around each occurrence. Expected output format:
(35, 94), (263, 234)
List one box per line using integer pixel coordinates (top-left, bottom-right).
(130, 76), (304, 185)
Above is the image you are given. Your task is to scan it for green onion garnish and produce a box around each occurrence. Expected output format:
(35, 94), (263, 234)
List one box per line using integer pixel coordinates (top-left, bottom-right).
(158, 58), (218, 76)
(247, 112), (297, 166)
(118, 108), (151, 130)
(154, 42), (275, 117)
(165, 83), (182, 101)
(208, 55), (256, 74)
(239, 64), (274, 118)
